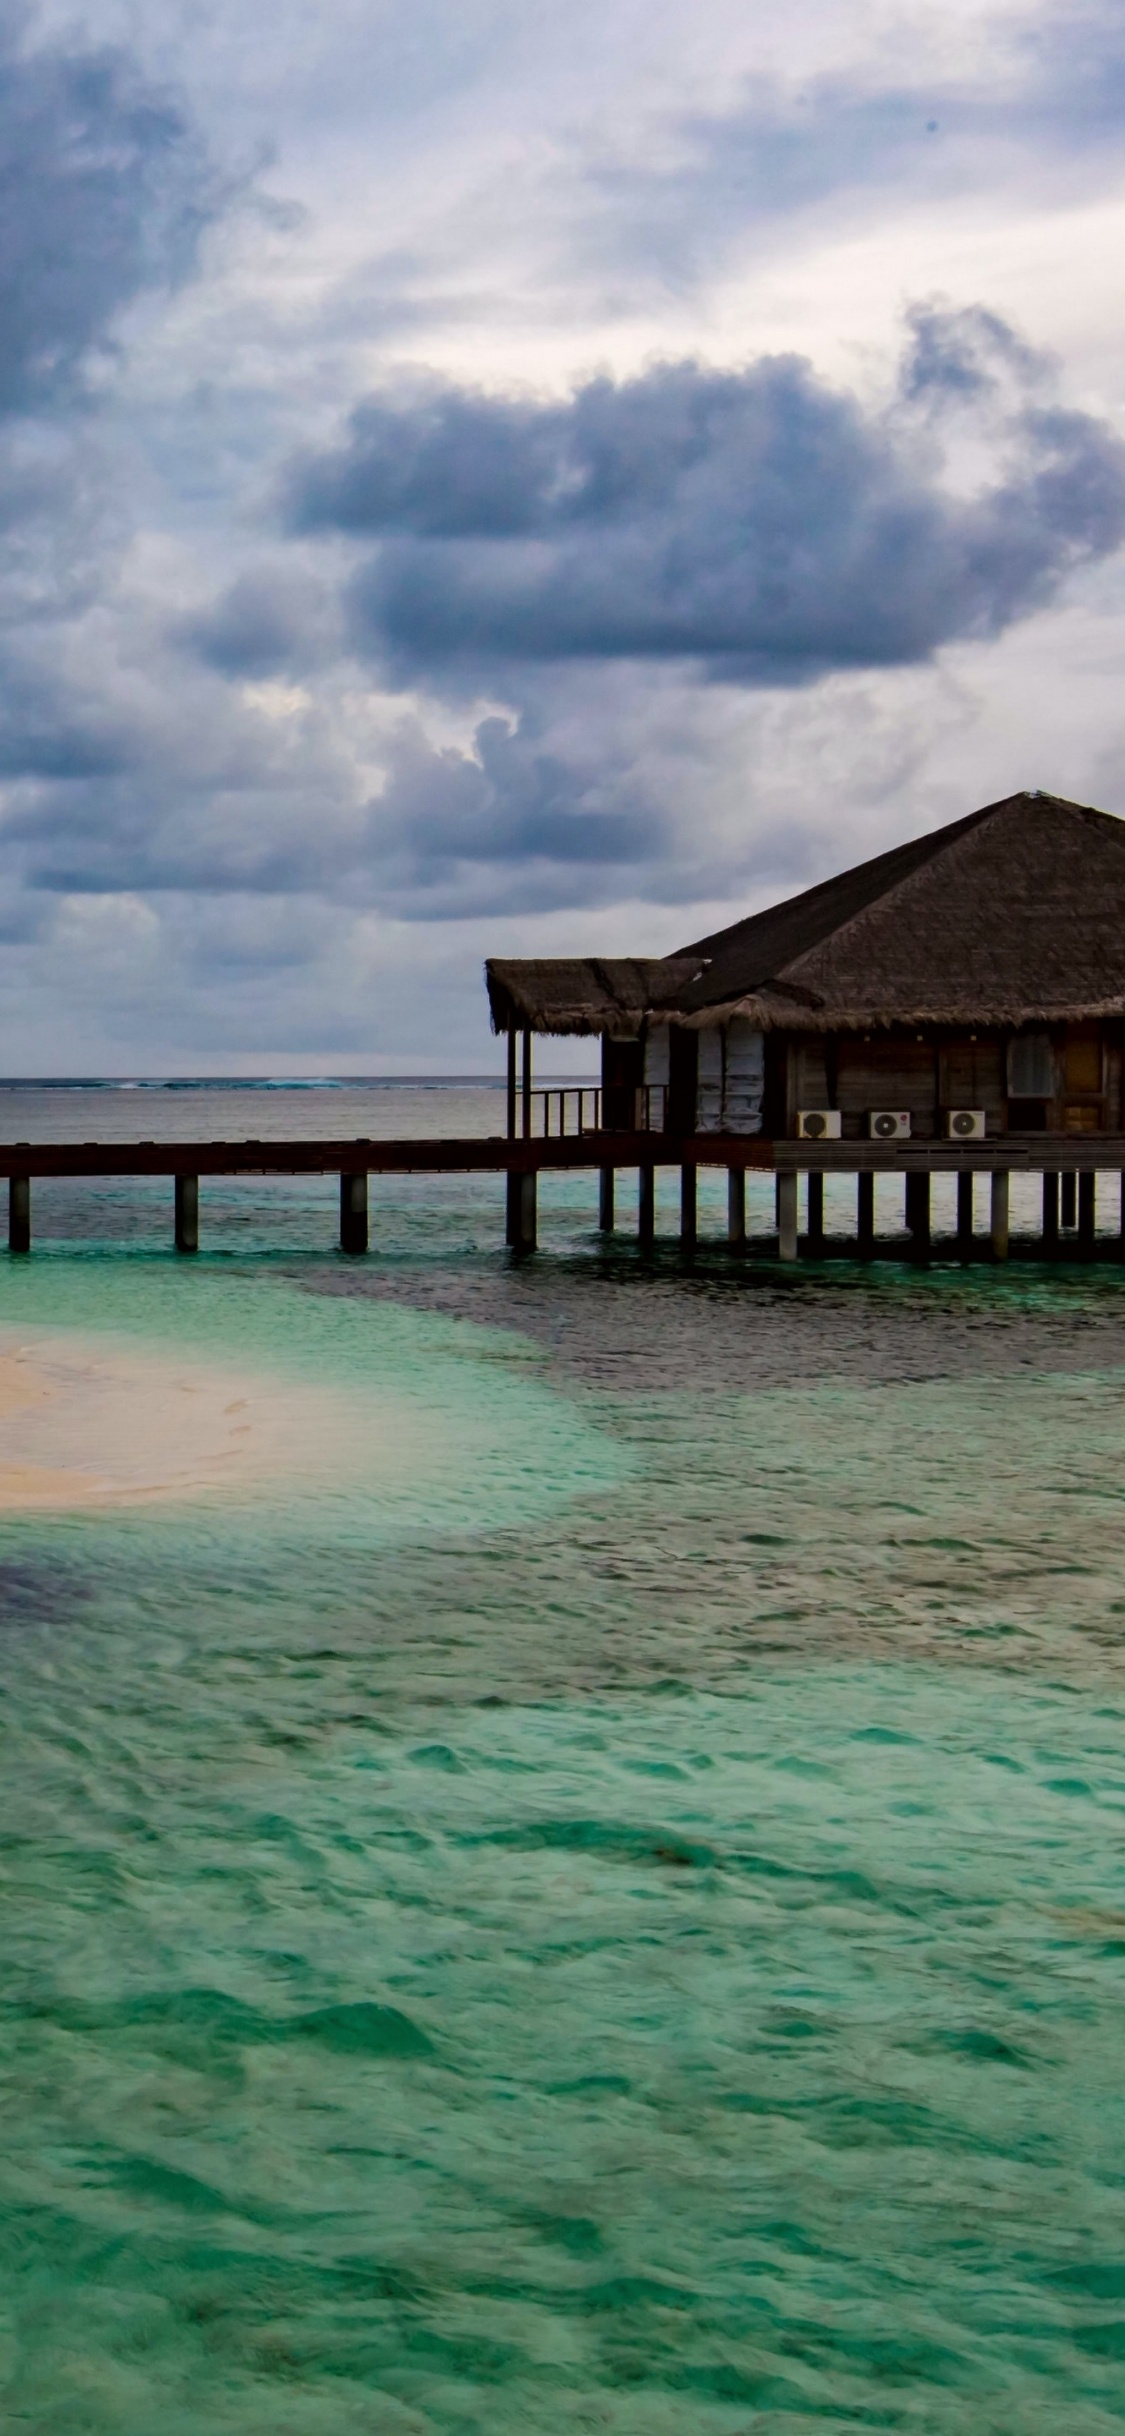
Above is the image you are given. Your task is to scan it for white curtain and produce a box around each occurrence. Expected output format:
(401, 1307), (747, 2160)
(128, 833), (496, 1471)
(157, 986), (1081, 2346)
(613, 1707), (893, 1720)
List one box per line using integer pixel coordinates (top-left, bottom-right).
(697, 1030), (724, 1131)
(722, 1020), (764, 1134)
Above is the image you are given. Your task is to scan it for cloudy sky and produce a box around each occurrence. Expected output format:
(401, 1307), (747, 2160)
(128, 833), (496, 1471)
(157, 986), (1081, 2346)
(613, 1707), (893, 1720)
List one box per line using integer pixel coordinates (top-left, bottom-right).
(1, 0), (1123, 1070)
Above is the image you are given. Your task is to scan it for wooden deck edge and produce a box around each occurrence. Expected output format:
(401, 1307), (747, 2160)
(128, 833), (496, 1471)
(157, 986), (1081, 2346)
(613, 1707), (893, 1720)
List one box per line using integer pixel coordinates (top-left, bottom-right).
(0, 1130), (1122, 1177)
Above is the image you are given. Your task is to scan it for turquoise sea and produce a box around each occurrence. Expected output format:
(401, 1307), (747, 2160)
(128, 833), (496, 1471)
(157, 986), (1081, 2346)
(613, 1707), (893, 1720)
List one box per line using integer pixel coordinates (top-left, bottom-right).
(2, 1083), (1125, 2433)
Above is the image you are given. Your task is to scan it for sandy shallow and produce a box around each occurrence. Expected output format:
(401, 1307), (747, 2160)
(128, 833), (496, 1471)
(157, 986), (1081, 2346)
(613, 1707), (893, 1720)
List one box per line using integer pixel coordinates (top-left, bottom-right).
(0, 1329), (388, 1508)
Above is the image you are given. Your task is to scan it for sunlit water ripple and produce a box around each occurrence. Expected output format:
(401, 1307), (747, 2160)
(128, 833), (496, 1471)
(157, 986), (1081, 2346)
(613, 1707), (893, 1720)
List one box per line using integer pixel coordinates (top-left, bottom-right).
(0, 1083), (1124, 2432)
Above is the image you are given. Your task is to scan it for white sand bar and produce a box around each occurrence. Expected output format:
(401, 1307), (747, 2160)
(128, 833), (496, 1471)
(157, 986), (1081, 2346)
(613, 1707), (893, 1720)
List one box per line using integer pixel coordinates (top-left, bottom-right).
(0, 1328), (402, 1508)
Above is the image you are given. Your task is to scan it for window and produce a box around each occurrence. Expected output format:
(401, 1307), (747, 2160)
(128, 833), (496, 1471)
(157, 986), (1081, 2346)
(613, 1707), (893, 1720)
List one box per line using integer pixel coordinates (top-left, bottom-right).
(1006, 1032), (1055, 1098)
(1063, 1029), (1102, 1095)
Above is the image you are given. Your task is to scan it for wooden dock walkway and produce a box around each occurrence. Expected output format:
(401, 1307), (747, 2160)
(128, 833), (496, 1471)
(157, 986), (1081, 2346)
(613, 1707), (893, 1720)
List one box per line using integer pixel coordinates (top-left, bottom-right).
(1, 1130), (1125, 1259)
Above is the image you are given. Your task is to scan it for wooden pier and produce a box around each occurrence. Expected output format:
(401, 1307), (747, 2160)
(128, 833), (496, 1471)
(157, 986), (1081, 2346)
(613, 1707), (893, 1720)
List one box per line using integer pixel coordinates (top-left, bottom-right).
(1, 1130), (1125, 1260)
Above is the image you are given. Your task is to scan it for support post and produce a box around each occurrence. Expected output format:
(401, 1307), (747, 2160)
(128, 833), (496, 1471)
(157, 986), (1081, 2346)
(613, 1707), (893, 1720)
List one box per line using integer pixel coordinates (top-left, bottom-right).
(856, 1170), (875, 1260)
(174, 1173), (198, 1256)
(339, 1171), (368, 1255)
(806, 1170), (825, 1256)
(680, 1163), (697, 1249)
(1041, 1172), (1059, 1257)
(957, 1170), (974, 1262)
(777, 1168), (799, 1262)
(513, 1169), (537, 1254)
(521, 1026), (532, 1140)
(1061, 1170), (1077, 1230)
(905, 1170), (931, 1263)
(638, 1162), (655, 1247)
(598, 1165), (615, 1233)
(727, 1167), (746, 1249)
(1078, 1168), (1096, 1259)
(506, 1028), (517, 1140)
(8, 1174), (29, 1256)
(505, 1169), (520, 1246)
(990, 1169), (1010, 1263)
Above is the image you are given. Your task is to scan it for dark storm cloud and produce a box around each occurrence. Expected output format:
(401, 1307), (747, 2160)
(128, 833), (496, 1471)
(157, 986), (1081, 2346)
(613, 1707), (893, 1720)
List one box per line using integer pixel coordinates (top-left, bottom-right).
(0, 702), (125, 780)
(0, 8), (221, 775)
(898, 304), (1045, 403)
(1, 676), (655, 919)
(0, 12), (222, 833)
(288, 310), (1125, 681)
(358, 709), (658, 916)
(178, 569), (336, 677)
(0, 9), (217, 416)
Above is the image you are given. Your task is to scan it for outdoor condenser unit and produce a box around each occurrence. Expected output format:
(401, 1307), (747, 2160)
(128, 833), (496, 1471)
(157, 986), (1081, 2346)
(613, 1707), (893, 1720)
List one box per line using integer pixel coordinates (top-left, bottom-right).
(868, 1110), (911, 1139)
(796, 1109), (842, 1140)
(945, 1108), (986, 1140)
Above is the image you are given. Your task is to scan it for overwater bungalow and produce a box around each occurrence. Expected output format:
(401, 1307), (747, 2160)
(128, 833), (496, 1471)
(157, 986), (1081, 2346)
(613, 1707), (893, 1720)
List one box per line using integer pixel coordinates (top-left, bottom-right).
(488, 789), (1125, 1142)
(486, 789), (1125, 1256)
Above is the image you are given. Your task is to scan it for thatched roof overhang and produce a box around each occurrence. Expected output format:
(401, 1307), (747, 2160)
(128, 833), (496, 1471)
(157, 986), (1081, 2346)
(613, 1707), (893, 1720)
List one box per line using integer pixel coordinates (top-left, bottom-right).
(486, 956), (707, 1036)
(682, 993), (1125, 1032)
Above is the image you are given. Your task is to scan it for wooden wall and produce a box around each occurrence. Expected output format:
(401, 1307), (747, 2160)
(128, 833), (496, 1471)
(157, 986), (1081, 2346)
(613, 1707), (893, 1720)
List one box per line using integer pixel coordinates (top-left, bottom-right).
(833, 1035), (946, 1138)
(786, 1024), (1121, 1139)
(615, 1020), (1125, 1138)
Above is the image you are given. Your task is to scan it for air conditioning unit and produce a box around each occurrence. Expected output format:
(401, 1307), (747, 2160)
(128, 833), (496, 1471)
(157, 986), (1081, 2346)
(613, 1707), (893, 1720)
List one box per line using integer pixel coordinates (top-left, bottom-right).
(796, 1109), (842, 1140)
(945, 1107), (986, 1140)
(868, 1109), (911, 1140)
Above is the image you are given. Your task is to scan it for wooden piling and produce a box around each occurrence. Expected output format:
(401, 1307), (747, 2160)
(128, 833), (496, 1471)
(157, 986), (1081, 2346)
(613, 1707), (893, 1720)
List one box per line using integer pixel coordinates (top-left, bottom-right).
(856, 1170), (875, 1259)
(638, 1162), (655, 1247)
(513, 1169), (537, 1253)
(777, 1169), (799, 1262)
(680, 1164), (697, 1248)
(339, 1171), (368, 1255)
(506, 1028), (517, 1140)
(521, 1027), (532, 1140)
(806, 1170), (825, 1255)
(1061, 1170), (1077, 1230)
(727, 1167), (746, 1249)
(990, 1169), (1010, 1262)
(1041, 1171), (1059, 1256)
(9, 1174), (29, 1255)
(598, 1164), (615, 1232)
(905, 1171), (931, 1262)
(956, 1170), (974, 1261)
(174, 1173), (199, 1256)
(1078, 1167), (1096, 1258)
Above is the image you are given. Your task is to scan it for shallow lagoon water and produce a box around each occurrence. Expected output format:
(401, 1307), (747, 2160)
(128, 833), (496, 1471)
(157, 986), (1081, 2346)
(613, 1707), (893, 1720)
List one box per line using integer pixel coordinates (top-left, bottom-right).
(2, 1086), (1125, 2432)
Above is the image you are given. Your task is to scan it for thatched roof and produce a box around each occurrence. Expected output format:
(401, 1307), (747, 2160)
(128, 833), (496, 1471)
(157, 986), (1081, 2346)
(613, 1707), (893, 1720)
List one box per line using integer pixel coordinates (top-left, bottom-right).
(486, 957), (706, 1036)
(676, 791), (1125, 1029)
(486, 793), (1125, 1035)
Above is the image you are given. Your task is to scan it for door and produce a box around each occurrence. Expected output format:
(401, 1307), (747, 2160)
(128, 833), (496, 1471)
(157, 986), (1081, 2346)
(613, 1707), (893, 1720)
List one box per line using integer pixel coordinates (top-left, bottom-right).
(667, 1027), (699, 1136)
(601, 1036), (643, 1131)
(1061, 1024), (1104, 1132)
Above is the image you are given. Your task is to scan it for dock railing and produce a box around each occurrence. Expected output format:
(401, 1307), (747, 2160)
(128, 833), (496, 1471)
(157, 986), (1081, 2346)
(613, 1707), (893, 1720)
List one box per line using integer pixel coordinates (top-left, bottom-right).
(527, 1084), (668, 1137)
(633, 1083), (667, 1134)
(528, 1086), (602, 1137)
